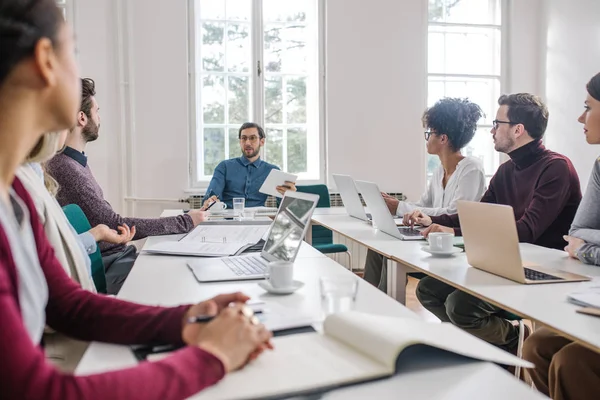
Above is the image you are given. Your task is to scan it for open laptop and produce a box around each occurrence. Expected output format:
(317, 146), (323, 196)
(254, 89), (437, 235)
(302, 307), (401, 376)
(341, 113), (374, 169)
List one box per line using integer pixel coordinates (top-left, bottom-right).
(187, 191), (319, 282)
(355, 180), (424, 241)
(457, 200), (590, 284)
(332, 174), (370, 221)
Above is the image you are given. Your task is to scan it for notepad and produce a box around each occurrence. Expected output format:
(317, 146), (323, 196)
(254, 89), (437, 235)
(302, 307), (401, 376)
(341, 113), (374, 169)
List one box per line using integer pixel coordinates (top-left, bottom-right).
(259, 169), (298, 198)
(151, 311), (532, 400)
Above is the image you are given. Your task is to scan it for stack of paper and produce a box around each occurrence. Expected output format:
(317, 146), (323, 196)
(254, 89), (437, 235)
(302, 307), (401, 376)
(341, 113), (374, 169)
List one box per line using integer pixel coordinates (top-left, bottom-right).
(568, 280), (600, 308)
(144, 225), (270, 257)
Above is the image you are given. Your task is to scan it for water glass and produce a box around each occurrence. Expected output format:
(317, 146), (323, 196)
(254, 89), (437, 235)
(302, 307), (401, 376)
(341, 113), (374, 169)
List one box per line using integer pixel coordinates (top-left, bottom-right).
(241, 209), (256, 221)
(233, 197), (245, 218)
(320, 276), (359, 316)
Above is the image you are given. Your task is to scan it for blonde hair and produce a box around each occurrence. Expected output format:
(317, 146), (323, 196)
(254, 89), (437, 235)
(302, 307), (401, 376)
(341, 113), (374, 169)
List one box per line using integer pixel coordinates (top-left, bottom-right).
(26, 131), (65, 196)
(27, 131), (64, 163)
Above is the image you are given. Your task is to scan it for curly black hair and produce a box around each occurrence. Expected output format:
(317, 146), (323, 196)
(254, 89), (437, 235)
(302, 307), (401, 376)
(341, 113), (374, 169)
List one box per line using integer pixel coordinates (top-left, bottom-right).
(422, 98), (484, 151)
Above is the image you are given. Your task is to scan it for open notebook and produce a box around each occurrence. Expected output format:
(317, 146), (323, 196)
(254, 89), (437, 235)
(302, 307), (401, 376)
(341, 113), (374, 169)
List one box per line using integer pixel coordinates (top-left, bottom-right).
(149, 311), (532, 400)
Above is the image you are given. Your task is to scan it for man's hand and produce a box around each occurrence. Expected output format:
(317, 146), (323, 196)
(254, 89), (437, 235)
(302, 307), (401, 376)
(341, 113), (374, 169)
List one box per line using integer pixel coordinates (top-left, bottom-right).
(200, 195), (219, 211)
(564, 235), (585, 259)
(188, 209), (208, 226)
(89, 224), (136, 244)
(403, 210), (432, 228)
(276, 181), (297, 195)
(421, 224), (454, 238)
(381, 193), (399, 215)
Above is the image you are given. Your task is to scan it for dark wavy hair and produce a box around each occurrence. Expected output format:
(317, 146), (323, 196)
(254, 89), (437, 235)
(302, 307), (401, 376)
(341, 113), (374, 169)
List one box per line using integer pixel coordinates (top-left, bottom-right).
(587, 72), (600, 102)
(498, 93), (549, 140)
(0, 0), (63, 87)
(80, 78), (96, 118)
(422, 98), (484, 151)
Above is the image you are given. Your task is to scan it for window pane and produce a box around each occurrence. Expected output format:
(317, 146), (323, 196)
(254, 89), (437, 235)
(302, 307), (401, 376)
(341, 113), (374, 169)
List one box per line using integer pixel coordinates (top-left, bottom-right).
(263, 0), (307, 22)
(264, 24), (308, 74)
(428, 0), (501, 25)
(287, 127), (307, 173)
(427, 76), (499, 126)
(427, 154), (441, 177)
(265, 77), (283, 123)
(202, 75), (225, 124)
(201, 22), (225, 71)
(226, 23), (250, 72)
(225, 0), (251, 21)
(229, 128), (240, 158)
(428, 25), (501, 76)
(265, 128), (283, 168)
(200, 0), (225, 19)
(228, 76), (249, 124)
(204, 128), (225, 175)
(463, 127), (498, 176)
(286, 77), (307, 124)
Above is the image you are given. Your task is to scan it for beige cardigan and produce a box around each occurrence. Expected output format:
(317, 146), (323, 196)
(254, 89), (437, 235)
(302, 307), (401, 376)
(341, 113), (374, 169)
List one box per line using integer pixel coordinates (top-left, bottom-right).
(16, 164), (97, 372)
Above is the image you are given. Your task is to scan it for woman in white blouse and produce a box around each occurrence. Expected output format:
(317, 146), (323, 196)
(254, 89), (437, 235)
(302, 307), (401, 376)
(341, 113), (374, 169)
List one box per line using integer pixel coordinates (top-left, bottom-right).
(364, 98), (486, 290)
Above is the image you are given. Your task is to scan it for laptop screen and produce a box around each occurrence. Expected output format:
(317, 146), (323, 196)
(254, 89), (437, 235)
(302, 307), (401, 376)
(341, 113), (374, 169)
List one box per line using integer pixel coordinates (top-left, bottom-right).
(263, 195), (316, 261)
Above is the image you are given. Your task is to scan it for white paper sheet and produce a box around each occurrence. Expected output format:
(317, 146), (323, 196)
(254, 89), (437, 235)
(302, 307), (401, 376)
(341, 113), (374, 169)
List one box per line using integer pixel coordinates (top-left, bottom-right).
(181, 225), (269, 244)
(259, 169), (298, 198)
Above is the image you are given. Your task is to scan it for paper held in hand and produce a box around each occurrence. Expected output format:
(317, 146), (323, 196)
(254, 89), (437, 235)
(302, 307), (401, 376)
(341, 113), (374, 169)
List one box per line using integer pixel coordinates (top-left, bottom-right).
(259, 169), (298, 198)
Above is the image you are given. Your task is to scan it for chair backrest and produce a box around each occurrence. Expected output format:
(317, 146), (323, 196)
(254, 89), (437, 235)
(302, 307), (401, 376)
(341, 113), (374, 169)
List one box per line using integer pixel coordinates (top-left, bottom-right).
(62, 204), (107, 293)
(296, 185), (332, 246)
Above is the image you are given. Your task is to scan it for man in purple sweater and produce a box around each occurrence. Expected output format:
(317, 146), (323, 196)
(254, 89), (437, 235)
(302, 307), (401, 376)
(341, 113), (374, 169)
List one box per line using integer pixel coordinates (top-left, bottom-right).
(406, 94), (582, 355)
(46, 78), (207, 293)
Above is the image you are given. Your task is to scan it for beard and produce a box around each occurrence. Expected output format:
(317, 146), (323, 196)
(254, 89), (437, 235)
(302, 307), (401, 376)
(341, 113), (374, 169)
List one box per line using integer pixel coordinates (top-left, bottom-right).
(82, 119), (99, 143)
(243, 146), (261, 159)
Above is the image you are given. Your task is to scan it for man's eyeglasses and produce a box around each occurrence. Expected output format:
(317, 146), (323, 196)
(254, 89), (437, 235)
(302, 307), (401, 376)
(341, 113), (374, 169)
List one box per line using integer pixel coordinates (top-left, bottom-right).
(424, 130), (433, 141)
(492, 120), (516, 130)
(240, 135), (260, 143)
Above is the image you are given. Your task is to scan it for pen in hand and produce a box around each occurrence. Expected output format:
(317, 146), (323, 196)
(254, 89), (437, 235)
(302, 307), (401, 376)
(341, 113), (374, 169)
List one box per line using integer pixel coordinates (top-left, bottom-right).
(187, 309), (263, 324)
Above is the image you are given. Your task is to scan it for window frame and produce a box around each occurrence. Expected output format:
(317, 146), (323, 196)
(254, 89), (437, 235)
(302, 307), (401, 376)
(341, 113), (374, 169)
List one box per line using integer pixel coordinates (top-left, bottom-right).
(187, 0), (326, 189)
(426, 0), (509, 180)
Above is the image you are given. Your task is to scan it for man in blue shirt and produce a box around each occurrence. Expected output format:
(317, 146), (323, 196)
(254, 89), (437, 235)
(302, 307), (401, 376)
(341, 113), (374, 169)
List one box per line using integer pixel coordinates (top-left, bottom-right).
(202, 122), (296, 209)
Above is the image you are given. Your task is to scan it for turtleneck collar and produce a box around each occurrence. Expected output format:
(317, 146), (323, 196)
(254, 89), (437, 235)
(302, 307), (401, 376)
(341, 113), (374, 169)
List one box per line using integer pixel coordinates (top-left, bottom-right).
(508, 139), (545, 170)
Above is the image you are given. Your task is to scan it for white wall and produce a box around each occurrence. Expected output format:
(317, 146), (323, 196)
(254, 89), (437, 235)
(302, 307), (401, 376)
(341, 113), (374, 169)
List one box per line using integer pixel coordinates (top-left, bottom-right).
(543, 0), (600, 192)
(72, 0), (545, 218)
(326, 0), (428, 200)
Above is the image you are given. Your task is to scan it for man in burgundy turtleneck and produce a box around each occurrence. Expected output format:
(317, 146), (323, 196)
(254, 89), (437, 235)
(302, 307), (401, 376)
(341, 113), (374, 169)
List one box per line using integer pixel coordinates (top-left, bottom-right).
(413, 93), (582, 354)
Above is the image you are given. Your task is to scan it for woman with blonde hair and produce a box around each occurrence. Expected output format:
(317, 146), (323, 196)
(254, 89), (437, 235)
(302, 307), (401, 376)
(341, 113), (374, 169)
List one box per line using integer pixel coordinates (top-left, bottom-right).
(16, 130), (136, 371)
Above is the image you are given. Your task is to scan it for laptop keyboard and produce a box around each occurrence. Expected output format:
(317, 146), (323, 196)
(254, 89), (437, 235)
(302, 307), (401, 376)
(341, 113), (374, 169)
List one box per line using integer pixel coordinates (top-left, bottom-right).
(222, 255), (269, 276)
(397, 227), (423, 237)
(524, 268), (563, 281)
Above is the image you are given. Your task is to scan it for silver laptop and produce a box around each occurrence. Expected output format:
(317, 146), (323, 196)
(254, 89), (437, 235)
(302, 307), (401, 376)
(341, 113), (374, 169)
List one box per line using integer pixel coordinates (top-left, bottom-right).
(332, 174), (370, 221)
(355, 180), (424, 241)
(458, 201), (590, 284)
(187, 191), (319, 282)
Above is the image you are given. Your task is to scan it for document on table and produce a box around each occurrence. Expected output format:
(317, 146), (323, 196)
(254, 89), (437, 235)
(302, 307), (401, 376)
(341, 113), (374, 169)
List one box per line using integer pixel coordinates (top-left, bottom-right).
(181, 225), (269, 244)
(567, 279), (600, 309)
(144, 241), (252, 257)
(259, 169), (298, 198)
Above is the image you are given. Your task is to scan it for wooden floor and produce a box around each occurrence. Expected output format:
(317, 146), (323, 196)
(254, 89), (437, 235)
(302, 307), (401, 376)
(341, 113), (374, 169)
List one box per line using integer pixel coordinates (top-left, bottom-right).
(406, 276), (439, 322)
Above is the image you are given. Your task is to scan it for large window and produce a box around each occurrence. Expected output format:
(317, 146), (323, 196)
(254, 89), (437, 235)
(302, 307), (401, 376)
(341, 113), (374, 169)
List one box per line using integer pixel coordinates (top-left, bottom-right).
(191, 0), (323, 186)
(427, 0), (503, 178)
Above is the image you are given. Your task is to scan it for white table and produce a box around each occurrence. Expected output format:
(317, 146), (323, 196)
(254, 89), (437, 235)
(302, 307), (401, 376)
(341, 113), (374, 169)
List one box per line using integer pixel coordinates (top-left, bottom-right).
(311, 211), (600, 353)
(76, 214), (543, 399)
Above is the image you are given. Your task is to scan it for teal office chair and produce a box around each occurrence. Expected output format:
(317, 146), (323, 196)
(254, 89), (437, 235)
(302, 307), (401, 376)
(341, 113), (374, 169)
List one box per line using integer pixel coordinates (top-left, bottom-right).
(62, 204), (107, 293)
(296, 185), (353, 270)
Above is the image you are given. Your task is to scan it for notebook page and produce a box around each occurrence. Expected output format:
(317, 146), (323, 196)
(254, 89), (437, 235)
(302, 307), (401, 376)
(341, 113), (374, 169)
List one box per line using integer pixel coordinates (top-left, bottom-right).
(324, 312), (532, 369)
(181, 225), (269, 244)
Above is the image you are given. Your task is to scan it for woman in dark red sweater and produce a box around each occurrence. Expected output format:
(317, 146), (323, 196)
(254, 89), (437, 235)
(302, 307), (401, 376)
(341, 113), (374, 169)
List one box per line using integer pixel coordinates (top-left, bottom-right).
(0, 1), (272, 399)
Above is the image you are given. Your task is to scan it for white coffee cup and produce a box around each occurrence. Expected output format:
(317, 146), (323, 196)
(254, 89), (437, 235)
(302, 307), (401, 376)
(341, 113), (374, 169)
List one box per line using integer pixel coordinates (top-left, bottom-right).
(209, 201), (227, 211)
(267, 261), (294, 289)
(428, 232), (455, 252)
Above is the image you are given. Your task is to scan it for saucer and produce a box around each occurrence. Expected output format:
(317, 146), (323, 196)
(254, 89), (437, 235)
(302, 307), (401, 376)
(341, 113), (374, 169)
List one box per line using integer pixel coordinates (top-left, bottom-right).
(258, 280), (304, 295)
(421, 246), (463, 257)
